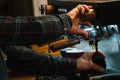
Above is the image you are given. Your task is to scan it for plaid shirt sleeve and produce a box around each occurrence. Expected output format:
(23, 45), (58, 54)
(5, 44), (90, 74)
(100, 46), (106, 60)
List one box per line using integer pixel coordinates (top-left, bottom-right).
(6, 46), (77, 76)
(0, 14), (72, 45)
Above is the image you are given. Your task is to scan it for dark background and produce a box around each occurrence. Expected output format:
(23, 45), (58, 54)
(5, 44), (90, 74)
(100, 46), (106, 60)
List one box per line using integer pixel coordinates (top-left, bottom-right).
(0, 0), (34, 16)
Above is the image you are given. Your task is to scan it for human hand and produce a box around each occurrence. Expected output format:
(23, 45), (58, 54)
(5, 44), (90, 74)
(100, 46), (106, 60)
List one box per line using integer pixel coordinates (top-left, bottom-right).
(67, 4), (93, 39)
(77, 50), (106, 72)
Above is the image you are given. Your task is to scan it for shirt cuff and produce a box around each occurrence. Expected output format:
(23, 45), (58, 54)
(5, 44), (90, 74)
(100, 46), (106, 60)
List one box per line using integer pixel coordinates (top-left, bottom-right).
(53, 56), (77, 76)
(55, 14), (72, 33)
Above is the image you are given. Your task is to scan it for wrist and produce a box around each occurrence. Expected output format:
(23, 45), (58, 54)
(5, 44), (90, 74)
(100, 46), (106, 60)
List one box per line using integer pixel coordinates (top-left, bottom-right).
(55, 14), (72, 33)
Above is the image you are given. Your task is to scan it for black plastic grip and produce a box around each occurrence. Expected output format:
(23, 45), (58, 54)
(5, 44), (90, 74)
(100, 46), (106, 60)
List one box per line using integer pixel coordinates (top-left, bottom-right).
(50, 38), (80, 52)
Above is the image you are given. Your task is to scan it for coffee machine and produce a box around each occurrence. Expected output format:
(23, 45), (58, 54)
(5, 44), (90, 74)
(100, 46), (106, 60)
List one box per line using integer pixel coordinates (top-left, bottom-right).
(39, 0), (120, 80)
(42, 0), (120, 50)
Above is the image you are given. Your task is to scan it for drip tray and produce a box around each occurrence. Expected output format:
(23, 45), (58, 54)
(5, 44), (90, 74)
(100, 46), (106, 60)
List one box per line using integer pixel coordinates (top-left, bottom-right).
(90, 73), (120, 80)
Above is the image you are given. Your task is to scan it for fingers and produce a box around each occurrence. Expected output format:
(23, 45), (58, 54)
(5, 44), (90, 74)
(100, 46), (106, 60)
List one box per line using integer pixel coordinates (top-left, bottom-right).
(81, 21), (92, 26)
(92, 63), (105, 72)
(88, 50), (106, 58)
(77, 4), (92, 14)
(67, 4), (93, 37)
(88, 5), (93, 9)
(95, 50), (106, 58)
(77, 29), (89, 39)
(77, 5), (85, 14)
(77, 5), (93, 26)
(89, 51), (106, 72)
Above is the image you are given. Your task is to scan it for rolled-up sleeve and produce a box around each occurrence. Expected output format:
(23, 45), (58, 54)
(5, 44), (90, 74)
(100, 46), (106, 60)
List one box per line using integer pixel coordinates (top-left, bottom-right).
(6, 46), (77, 76)
(0, 14), (72, 45)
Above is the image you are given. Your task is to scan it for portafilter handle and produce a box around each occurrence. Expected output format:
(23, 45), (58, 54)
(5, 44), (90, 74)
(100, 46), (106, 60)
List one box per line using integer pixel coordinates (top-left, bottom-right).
(50, 38), (80, 52)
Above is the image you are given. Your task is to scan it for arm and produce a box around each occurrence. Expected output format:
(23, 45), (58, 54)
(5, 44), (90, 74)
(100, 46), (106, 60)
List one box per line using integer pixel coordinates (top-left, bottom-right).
(5, 46), (105, 76)
(5, 46), (77, 76)
(0, 4), (92, 45)
(0, 15), (71, 45)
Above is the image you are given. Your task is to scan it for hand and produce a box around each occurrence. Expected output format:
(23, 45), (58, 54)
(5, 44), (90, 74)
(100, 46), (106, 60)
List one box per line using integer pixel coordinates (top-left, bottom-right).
(77, 50), (106, 72)
(67, 4), (93, 39)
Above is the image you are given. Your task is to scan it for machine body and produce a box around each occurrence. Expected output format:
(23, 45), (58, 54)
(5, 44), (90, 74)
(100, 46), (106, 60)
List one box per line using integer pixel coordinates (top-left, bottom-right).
(46, 0), (120, 52)
(37, 0), (120, 79)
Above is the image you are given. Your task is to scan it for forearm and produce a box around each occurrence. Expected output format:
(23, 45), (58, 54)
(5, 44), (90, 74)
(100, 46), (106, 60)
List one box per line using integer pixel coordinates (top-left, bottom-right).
(0, 14), (72, 45)
(5, 46), (77, 76)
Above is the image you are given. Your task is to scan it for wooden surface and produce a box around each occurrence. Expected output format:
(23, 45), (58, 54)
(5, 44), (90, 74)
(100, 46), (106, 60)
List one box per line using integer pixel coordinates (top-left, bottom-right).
(10, 75), (35, 80)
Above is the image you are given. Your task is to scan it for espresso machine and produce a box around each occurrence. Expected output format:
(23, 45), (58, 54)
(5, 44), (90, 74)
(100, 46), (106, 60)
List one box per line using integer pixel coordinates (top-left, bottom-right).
(38, 0), (120, 80)
(43, 0), (120, 51)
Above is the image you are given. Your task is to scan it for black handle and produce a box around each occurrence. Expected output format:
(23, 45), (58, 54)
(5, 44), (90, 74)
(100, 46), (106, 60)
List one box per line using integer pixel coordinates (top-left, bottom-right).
(50, 38), (80, 52)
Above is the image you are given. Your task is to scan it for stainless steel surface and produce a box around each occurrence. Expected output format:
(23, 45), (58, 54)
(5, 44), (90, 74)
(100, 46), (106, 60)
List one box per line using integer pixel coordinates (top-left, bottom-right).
(76, 25), (120, 74)
(90, 73), (120, 80)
